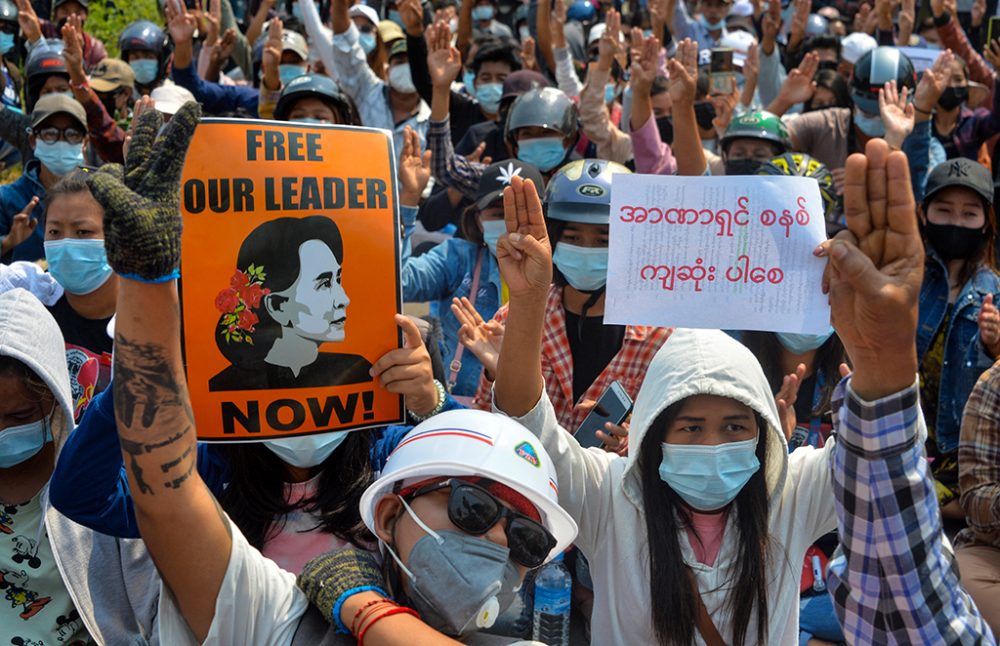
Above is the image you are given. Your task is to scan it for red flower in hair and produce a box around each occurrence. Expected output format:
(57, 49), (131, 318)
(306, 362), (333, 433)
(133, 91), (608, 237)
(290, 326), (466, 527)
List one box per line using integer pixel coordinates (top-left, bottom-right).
(217, 264), (269, 345)
(237, 308), (259, 332)
(215, 288), (240, 313)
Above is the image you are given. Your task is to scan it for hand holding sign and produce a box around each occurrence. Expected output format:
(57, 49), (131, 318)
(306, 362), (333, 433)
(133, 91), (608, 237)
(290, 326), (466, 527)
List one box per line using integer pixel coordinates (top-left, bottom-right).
(818, 138), (923, 400)
(369, 315), (438, 417)
(499, 176), (552, 299)
(87, 101), (202, 282)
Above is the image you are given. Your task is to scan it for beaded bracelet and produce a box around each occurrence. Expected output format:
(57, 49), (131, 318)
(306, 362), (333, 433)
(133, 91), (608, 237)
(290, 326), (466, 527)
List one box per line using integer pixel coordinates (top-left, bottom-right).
(357, 607), (421, 646)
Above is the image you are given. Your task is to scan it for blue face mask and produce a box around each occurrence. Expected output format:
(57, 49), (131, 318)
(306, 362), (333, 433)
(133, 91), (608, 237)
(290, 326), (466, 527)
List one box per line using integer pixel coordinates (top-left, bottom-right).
(129, 58), (159, 85)
(516, 137), (566, 172)
(388, 9), (404, 26)
(472, 5), (494, 20)
(659, 438), (760, 511)
(359, 31), (377, 54)
(279, 64), (307, 86)
(776, 328), (834, 354)
(463, 69), (477, 92)
(698, 15), (725, 31)
(480, 219), (506, 256)
(291, 117), (324, 124)
(475, 82), (503, 113)
(604, 82), (618, 104)
(0, 415), (52, 469)
(34, 140), (84, 177)
(853, 109), (885, 137)
(552, 243), (608, 291)
(0, 33), (15, 56)
(44, 238), (113, 295)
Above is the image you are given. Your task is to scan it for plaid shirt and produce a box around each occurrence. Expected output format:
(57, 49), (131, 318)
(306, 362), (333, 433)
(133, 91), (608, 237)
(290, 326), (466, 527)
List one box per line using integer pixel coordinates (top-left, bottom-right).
(829, 377), (995, 645)
(956, 361), (1000, 551)
(474, 286), (671, 430)
(428, 116), (485, 202)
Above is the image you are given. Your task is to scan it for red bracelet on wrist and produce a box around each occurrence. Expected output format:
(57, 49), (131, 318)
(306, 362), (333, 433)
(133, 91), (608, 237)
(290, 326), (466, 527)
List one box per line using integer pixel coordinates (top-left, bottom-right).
(357, 607), (420, 646)
(351, 599), (397, 636)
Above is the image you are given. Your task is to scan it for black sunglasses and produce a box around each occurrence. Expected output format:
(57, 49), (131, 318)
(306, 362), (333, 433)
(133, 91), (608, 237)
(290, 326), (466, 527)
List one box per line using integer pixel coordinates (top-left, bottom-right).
(404, 478), (556, 568)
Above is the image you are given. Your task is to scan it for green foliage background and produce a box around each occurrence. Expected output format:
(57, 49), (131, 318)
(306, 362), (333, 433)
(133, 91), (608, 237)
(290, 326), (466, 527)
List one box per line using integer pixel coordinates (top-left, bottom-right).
(83, 0), (163, 58)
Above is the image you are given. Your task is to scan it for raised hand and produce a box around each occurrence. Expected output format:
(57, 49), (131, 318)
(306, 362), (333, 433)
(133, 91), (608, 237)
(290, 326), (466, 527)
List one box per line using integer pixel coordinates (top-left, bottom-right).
(86, 101), (202, 282)
(914, 49), (951, 114)
(596, 419), (629, 455)
(779, 52), (819, 105)
(852, 2), (872, 33)
(987, 39), (1000, 69)
(667, 38), (698, 105)
(878, 80), (915, 149)
(629, 28), (660, 93)
(761, 0), (781, 54)
(60, 16), (85, 80)
(521, 35), (538, 71)
(427, 21), (463, 88)
(897, 0), (916, 43)
(972, 0), (986, 26)
(979, 294), (1000, 357)
(1, 196), (39, 255)
(775, 362), (806, 441)
(788, 0), (810, 50)
(370, 315), (439, 416)
(166, 0), (198, 45)
(818, 138), (924, 400)
(14, 0), (40, 44)
(399, 0), (424, 36)
(202, 0), (223, 46)
(398, 126), (431, 206)
(465, 140), (492, 165)
(498, 175), (552, 297)
(597, 9), (623, 71)
(261, 17), (283, 89)
(451, 296), (505, 376)
(212, 27), (238, 67)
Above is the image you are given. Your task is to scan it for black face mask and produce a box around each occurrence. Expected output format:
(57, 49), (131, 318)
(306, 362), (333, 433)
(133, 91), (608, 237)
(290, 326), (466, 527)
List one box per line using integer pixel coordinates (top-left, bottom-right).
(817, 60), (839, 71)
(655, 115), (674, 145)
(724, 158), (764, 176)
(694, 102), (716, 131)
(938, 86), (968, 111)
(924, 222), (985, 260)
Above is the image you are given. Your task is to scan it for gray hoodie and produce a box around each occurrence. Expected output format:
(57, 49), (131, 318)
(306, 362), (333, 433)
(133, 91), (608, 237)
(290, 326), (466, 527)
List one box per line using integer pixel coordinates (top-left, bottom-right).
(0, 288), (160, 645)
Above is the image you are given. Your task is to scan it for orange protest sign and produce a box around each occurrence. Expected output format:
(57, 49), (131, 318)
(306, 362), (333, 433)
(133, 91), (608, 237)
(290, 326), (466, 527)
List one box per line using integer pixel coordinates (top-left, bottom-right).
(179, 118), (404, 441)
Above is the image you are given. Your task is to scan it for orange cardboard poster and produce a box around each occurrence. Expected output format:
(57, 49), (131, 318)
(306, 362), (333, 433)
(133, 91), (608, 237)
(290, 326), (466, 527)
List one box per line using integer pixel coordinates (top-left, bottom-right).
(179, 118), (404, 441)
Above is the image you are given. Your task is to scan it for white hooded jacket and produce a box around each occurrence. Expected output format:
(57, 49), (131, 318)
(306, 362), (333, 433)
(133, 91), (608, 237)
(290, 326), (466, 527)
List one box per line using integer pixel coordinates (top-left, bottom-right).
(499, 328), (839, 645)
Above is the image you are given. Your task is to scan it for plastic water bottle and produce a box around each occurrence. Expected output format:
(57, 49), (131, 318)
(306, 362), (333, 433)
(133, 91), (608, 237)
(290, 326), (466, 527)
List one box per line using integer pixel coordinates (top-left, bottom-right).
(532, 553), (571, 646)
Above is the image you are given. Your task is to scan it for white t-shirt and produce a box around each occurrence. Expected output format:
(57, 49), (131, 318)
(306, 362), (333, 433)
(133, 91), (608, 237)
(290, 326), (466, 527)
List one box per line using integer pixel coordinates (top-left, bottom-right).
(158, 518), (308, 646)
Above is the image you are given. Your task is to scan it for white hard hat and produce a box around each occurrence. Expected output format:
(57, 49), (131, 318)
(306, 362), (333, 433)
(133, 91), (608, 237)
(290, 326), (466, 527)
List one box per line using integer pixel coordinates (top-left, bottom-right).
(719, 30), (756, 67)
(360, 409), (579, 561)
(841, 32), (877, 65)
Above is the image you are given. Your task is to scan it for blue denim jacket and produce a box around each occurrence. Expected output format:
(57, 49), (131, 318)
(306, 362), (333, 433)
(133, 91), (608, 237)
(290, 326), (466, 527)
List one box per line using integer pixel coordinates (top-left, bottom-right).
(400, 205), (502, 396)
(917, 253), (1000, 454)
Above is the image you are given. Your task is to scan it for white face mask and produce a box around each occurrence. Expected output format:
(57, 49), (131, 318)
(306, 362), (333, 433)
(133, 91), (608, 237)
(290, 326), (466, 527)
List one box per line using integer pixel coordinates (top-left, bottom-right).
(263, 430), (350, 468)
(388, 63), (417, 94)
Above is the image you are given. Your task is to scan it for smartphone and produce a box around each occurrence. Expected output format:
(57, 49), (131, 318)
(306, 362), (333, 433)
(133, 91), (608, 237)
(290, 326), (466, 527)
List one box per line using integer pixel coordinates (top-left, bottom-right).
(710, 48), (735, 95)
(575, 381), (633, 450)
(988, 16), (1000, 48)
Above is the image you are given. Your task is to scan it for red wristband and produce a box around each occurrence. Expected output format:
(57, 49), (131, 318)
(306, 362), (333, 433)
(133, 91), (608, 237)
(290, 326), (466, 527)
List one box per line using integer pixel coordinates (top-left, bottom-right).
(358, 607), (420, 646)
(351, 599), (396, 636)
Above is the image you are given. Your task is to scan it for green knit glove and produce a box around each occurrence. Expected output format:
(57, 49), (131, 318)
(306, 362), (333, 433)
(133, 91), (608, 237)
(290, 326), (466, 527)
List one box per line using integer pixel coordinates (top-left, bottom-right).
(297, 547), (389, 634)
(86, 101), (201, 283)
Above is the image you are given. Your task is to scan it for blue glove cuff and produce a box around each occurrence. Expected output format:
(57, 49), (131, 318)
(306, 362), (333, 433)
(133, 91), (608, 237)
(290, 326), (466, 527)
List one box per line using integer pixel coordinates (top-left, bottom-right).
(119, 269), (181, 284)
(332, 585), (390, 634)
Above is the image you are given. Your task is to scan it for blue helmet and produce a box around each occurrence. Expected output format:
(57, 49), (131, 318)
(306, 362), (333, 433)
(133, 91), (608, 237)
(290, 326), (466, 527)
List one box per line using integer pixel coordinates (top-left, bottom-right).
(567, 0), (596, 22)
(544, 159), (631, 224)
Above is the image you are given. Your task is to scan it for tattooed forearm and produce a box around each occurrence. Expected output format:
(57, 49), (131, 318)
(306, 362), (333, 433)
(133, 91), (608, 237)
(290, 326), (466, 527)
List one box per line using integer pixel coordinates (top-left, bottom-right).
(160, 444), (194, 473)
(165, 459), (196, 489)
(114, 334), (187, 429)
(126, 451), (153, 495)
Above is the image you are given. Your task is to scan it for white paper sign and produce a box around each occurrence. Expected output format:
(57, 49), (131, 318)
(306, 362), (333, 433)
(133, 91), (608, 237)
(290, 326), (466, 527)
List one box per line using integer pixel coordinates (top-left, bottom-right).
(898, 46), (942, 73)
(606, 174), (830, 334)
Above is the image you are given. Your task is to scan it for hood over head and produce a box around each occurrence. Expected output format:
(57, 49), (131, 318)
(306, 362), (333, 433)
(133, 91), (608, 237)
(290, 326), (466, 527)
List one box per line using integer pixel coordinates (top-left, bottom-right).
(0, 288), (73, 452)
(621, 329), (788, 509)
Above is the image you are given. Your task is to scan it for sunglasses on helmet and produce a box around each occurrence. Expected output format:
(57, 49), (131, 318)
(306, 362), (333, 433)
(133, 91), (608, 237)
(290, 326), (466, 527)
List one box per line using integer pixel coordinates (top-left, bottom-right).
(403, 478), (556, 568)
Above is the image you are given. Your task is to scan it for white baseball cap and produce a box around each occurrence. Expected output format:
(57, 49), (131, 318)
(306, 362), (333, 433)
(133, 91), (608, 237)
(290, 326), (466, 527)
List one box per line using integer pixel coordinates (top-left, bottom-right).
(349, 4), (380, 27)
(841, 32), (877, 65)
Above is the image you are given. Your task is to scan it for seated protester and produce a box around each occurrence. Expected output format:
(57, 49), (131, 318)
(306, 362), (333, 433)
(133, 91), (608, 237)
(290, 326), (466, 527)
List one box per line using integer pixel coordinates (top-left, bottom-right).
(298, 0), (389, 85)
(627, 36), (725, 177)
(402, 125), (546, 400)
(1, 94), (88, 262)
(61, 19), (126, 165)
(466, 0), (512, 39)
(18, 0), (106, 70)
(473, 160), (671, 432)
(42, 169), (114, 421)
(0, 288), (158, 644)
(331, 0), (430, 160)
(408, 6), (522, 144)
(70, 103), (578, 644)
(454, 69), (551, 162)
(169, 3), (262, 117)
(930, 53), (1000, 162)
(0, 45), (70, 164)
(489, 141), (994, 645)
(118, 19), (171, 94)
(916, 159), (1000, 521)
(576, 10), (632, 165)
(956, 360), (1000, 635)
(271, 72), (359, 124)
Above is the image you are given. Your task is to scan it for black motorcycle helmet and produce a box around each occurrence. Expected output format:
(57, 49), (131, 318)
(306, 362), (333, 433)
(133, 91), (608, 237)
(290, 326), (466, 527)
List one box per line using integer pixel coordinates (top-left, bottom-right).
(25, 44), (68, 112)
(119, 20), (171, 85)
(503, 87), (579, 149)
(0, 0), (17, 23)
(274, 74), (358, 124)
(850, 46), (916, 115)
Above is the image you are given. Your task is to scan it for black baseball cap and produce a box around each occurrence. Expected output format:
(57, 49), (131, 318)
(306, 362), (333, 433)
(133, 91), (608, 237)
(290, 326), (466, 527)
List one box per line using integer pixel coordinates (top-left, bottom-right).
(476, 160), (545, 210)
(924, 158), (994, 207)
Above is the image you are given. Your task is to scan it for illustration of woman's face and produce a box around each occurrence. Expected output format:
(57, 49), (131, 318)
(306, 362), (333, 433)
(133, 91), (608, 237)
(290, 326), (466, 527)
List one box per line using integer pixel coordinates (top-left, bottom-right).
(273, 239), (350, 343)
